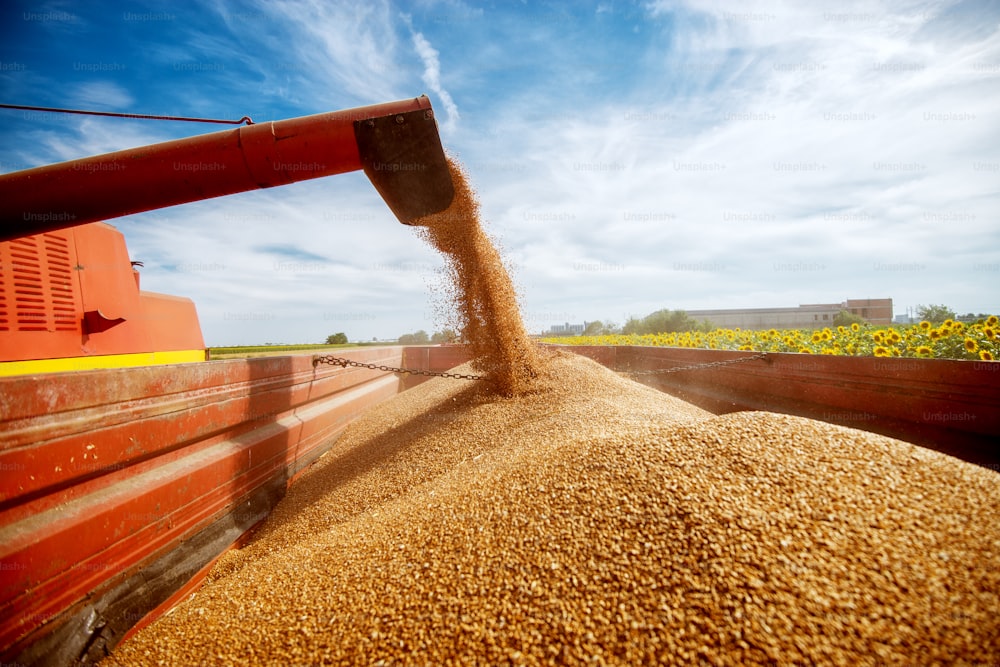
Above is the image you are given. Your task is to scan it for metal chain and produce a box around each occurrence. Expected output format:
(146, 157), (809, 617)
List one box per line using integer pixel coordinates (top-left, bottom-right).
(312, 355), (486, 381)
(623, 352), (768, 376)
(316, 352), (768, 381)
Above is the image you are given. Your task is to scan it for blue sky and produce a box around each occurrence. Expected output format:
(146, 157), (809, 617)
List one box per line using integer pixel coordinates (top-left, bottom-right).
(2, 0), (999, 345)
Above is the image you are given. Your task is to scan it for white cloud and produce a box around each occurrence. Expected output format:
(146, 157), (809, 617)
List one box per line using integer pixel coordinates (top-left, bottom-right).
(121, 170), (447, 344)
(446, 0), (1000, 328)
(409, 29), (460, 132)
(251, 0), (406, 106)
(9, 0), (997, 345)
(101, 1), (1000, 337)
(18, 116), (173, 166)
(70, 81), (134, 110)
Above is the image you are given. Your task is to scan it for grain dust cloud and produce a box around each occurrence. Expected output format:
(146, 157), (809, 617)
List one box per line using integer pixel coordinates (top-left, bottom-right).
(415, 157), (539, 395)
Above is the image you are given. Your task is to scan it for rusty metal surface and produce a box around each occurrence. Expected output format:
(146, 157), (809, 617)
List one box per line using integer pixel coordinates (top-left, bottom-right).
(0, 346), (408, 658)
(553, 345), (1000, 464)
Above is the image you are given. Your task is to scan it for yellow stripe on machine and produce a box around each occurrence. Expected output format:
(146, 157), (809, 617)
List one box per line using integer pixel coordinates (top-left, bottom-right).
(0, 350), (207, 377)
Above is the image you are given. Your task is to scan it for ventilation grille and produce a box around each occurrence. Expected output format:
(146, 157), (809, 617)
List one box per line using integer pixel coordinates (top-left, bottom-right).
(0, 233), (79, 332)
(0, 242), (5, 333)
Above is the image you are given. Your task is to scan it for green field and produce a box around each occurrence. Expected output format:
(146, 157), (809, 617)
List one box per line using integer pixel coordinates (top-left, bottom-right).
(207, 343), (366, 359)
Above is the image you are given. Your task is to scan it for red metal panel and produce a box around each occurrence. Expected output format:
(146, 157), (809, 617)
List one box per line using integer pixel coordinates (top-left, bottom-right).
(137, 292), (205, 352)
(0, 347), (406, 655)
(75, 222), (138, 324)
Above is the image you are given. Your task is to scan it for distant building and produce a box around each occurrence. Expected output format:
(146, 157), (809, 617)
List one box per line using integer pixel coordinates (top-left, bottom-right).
(687, 298), (892, 330)
(548, 322), (586, 335)
(843, 298), (893, 324)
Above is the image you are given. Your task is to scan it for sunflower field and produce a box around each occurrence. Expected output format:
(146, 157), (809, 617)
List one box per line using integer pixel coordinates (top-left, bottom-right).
(542, 316), (1000, 361)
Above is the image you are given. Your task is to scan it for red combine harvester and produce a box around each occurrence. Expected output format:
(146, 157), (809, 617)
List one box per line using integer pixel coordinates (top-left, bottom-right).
(0, 95), (453, 376)
(0, 96), (463, 665)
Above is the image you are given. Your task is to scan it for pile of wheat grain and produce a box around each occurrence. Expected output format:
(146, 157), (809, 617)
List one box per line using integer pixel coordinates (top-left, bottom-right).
(102, 156), (1000, 664)
(104, 351), (1000, 665)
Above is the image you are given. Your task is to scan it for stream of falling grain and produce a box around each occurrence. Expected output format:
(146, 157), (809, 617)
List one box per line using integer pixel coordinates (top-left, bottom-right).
(414, 158), (539, 395)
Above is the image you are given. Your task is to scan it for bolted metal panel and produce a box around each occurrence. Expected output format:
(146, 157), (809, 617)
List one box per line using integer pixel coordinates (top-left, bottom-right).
(354, 107), (455, 225)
